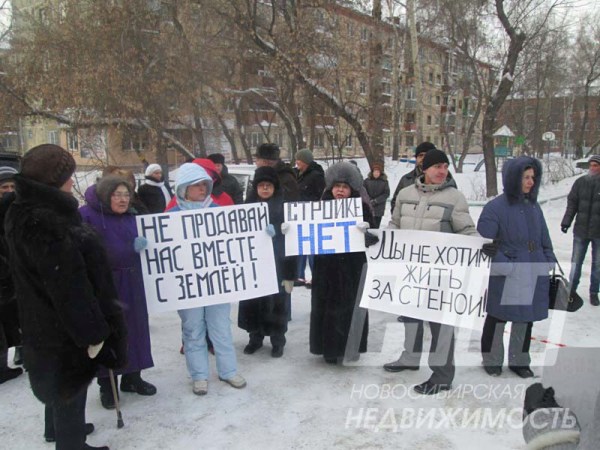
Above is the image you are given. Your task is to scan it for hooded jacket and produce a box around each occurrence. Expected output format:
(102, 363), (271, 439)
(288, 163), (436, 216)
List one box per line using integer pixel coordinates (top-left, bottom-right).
(478, 156), (556, 322)
(165, 160), (231, 210)
(79, 178), (154, 375)
(171, 163), (215, 211)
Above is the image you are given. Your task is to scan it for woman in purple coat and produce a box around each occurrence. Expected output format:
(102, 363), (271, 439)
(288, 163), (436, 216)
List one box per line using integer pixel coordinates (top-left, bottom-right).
(80, 175), (156, 409)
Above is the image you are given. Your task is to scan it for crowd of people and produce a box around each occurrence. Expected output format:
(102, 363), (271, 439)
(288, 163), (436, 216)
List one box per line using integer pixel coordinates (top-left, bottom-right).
(0, 141), (598, 450)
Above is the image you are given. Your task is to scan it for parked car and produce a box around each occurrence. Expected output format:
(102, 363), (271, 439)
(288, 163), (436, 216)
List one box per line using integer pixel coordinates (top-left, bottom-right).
(227, 165), (256, 201)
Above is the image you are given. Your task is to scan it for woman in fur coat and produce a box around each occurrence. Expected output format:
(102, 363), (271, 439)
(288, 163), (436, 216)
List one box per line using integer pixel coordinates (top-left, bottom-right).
(310, 162), (374, 364)
(5, 144), (127, 450)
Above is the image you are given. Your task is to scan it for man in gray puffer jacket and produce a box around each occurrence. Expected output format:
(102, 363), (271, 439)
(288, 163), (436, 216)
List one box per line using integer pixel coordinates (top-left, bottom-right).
(560, 155), (600, 306)
(383, 149), (484, 395)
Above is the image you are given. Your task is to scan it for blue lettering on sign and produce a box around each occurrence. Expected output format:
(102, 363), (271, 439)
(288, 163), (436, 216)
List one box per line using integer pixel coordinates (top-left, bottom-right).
(317, 223), (335, 254)
(297, 220), (359, 255)
(297, 223), (316, 255)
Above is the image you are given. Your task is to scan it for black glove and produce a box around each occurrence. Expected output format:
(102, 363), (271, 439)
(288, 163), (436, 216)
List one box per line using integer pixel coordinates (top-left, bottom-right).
(561, 226), (569, 234)
(482, 242), (499, 258)
(365, 231), (379, 248)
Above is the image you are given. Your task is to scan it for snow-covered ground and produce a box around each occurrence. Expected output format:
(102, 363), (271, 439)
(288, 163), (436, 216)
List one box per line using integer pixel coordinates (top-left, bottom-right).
(1, 156), (597, 450)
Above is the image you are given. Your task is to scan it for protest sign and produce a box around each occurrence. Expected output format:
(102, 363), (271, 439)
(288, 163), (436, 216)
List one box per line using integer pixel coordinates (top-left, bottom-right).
(359, 229), (491, 330)
(136, 204), (279, 314)
(284, 198), (365, 256)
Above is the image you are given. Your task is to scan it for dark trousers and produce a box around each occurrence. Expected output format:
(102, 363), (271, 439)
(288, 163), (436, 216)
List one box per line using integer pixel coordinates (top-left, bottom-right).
(44, 387), (87, 450)
(481, 314), (533, 368)
(373, 216), (383, 228)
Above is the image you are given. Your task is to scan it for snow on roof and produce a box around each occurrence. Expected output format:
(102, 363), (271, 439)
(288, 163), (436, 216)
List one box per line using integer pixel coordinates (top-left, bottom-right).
(493, 125), (515, 137)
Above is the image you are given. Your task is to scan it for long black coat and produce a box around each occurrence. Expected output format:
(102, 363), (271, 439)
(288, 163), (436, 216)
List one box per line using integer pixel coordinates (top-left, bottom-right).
(274, 160), (300, 202)
(4, 176), (127, 404)
(0, 192), (20, 355)
(310, 190), (372, 360)
(238, 192), (296, 337)
(363, 173), (390, 217)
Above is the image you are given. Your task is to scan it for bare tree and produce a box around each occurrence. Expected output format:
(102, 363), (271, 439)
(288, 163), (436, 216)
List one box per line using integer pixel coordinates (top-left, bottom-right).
(571, 12), (600, 158)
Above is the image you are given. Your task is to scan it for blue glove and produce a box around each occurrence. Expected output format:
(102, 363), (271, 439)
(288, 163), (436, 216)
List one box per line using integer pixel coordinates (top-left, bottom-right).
(266, 224), (276, 238)
(134, 236), (148, 253)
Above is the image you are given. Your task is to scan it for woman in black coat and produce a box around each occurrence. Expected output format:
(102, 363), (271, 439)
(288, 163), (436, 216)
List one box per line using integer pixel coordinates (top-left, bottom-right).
(238, 167), (297, 357)
(5, 145), (127, 450)
(363, 163), (390, 228)
(310, 162), (373, 364)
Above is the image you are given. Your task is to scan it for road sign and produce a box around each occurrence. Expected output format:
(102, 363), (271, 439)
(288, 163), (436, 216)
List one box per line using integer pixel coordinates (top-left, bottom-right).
(542, 132), (556, 142)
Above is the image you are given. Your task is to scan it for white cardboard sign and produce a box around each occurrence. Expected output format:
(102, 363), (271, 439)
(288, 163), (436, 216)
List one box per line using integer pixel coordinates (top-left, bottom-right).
(284, 198), (365, 256)
(136, 204), (279, 314)
(359, 229), (491, 330)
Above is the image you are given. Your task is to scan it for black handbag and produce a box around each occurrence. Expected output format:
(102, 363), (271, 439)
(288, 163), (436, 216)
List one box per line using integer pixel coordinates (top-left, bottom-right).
(549, 262), (583, 312)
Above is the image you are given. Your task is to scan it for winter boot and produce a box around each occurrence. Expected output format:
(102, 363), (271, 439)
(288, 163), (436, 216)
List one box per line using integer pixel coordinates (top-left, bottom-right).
(98, 376), (118, 410)
(271, 346), (284, 358)
(100, 387), (116, 410)
(590, 293), (599, 306)
(120, 372), (157, 396)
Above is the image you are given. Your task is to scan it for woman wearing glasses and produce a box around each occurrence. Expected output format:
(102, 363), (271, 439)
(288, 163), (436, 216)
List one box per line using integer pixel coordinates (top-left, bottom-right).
(80, 175), (156, 409)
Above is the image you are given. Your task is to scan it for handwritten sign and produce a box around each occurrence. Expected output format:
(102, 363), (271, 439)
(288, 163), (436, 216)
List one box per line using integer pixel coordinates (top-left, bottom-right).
(284, 198), (365, 256)
(136, 204), (279, 314)
(359, 229), (491, 330)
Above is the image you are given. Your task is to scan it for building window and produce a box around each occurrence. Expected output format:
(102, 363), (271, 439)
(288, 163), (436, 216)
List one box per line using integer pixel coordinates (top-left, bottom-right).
(250, 132), (264, 147)
(347, 22), (353, 36)
(382, 81), (391, 95)
(436, 96), (441, 106)
(361, 27), (368, 41)
(27, 130), (33, 139)
(360, 53), (367, 67)
(122, 129), (148, 152)
(48, 130), (59, 145)
(436, 74), (442, 85)
(359, 81), (367, 95)
(314, 132), (325, 148)
(427, 115), (432, 125)
(67, 131), (79, 151)
(273, 133), (284, 146)
(406, 135), (414, 147)
(428, 72), (433, 84)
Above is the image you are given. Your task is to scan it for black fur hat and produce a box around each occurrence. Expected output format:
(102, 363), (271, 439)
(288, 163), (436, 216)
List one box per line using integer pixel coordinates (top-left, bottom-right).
(253, 166), (280, 191)
(255, 143), (280, 160)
